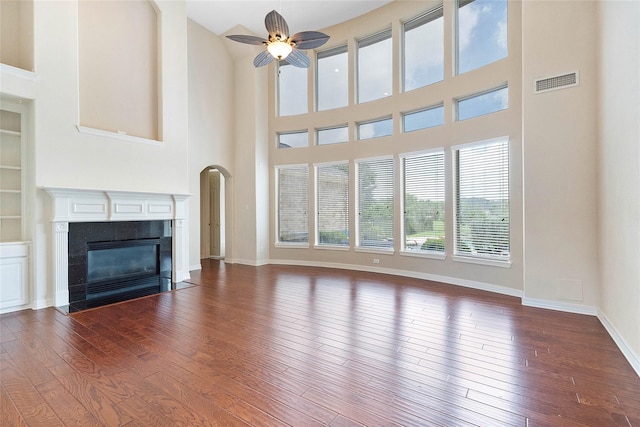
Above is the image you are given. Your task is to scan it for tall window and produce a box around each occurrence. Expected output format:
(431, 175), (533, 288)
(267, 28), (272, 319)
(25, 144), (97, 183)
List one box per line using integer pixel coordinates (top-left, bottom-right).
(356, 157), (394, 250)
(277, 166), (309, 244)
(317, 46), (348, 111)
(402, 150), (445, 253)
(403, 6), (444, 91)
(457, 0), (508, 74)
(316, 162), (350, 247)
(358, 30), (392, 103)
(278, 62), (308, 116)
(453, 138), (509, 260)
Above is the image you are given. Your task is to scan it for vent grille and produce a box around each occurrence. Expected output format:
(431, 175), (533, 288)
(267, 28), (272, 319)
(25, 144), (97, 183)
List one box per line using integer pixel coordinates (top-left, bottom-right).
(534, 71), (579, 94)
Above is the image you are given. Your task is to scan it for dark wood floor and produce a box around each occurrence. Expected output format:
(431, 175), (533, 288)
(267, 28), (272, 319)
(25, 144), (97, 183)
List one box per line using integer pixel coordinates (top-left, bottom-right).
(1, 260), (639, 426)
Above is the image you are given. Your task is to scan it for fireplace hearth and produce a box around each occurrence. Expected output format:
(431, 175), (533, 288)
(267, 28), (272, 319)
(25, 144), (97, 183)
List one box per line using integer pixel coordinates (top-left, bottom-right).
(68, 220), (172, 312)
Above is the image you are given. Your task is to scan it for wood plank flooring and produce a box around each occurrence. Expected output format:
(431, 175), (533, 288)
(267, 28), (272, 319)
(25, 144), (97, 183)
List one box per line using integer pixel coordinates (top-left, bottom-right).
(1, 259), (639, 426)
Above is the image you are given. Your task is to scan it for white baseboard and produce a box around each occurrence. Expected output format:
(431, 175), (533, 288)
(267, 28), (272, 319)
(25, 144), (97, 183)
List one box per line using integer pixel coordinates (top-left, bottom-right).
(189, 264), (202, 272)
(598, 310), (640, 377)
(234, 258), (270, 267)
(268, 259), (523, 298)
(521, 297), (598, 316)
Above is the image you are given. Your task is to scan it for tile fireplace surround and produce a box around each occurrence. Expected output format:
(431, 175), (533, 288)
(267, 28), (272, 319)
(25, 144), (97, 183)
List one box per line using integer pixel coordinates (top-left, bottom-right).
(45, 188), (190, 308)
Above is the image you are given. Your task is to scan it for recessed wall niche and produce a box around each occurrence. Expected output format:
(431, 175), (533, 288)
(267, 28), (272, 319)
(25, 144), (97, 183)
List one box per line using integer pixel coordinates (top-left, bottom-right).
(78, 0), (159, 141)
(0, 0), (34, 71)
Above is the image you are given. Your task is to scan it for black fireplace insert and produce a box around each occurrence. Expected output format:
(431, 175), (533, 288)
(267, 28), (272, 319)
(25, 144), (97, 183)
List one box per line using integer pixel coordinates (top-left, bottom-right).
(68, 220), (172, 312)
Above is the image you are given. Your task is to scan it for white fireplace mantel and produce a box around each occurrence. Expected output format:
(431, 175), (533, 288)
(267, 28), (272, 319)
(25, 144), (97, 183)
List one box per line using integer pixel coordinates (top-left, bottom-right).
(44, 187), (191, 307)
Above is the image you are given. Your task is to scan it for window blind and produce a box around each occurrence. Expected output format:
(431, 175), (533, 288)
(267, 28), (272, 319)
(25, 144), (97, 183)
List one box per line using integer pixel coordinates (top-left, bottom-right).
(316, 163), (349, 246)
(402, 151), (445, 253)
(357, 158), (394, 250)
(454, 139), (509, 259)
(277, 166), (309, 243)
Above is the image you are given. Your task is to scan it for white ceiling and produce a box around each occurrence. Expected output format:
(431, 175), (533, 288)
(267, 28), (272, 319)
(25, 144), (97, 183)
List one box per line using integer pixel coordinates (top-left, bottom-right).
(186, 0), (392, 37)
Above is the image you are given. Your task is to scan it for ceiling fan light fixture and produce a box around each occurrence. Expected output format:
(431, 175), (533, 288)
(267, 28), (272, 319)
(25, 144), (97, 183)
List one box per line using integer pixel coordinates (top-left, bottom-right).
(267, 39), (293, 60)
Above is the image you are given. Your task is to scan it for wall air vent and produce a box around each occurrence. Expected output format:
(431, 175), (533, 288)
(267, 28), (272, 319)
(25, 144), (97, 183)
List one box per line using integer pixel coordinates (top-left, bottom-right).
(534, 71), (579, 94)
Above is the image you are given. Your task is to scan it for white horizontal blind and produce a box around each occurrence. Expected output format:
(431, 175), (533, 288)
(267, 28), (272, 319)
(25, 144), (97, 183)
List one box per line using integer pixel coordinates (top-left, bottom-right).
(357, 158), (394, 250)
(454, 139), (509, 259)
(277, 166), (309, 243)
(402, 151), (445, 253)
(316, 163), (349, 246)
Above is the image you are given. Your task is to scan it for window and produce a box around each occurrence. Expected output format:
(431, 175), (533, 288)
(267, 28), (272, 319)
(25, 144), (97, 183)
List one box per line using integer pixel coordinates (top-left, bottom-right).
(457, 85), (508, 121)
(403, 104), (444, 132)
(278, 131), (308, 149)
(358, 117), (393, 140)
(317, 126), (348, 146)
(316, 162), (350, 247)
(277, 166), (309, 244)
(358, 30), (392, 103)
(453, 138), (509, 261)
(457, 0), (508, 74)
(317, 46), (348, 111)
(401, 150), (445, 254)
(403, 6), (444, 91)
(356, 157), (394, 250)
(278, 62), (308, 116)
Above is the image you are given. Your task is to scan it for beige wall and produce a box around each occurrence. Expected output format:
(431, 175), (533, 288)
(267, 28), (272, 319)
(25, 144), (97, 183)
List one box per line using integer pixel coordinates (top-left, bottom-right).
(522, 0), (599, 310)
(597, 0), (640, 365)
(268, 0), (524, 294)
(187, 19), (235, 269)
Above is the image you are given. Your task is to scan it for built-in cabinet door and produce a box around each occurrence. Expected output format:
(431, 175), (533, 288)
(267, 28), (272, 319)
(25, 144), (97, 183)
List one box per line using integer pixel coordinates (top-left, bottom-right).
(0, 243), (29, 312)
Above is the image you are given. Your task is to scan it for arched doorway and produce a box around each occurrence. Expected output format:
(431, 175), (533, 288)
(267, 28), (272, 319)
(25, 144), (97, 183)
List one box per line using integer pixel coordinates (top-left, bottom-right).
(199, 166), (231, 260)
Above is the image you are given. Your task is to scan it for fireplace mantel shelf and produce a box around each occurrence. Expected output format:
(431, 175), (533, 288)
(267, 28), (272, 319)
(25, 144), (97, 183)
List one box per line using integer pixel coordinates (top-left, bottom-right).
(44, 187), (191, 223)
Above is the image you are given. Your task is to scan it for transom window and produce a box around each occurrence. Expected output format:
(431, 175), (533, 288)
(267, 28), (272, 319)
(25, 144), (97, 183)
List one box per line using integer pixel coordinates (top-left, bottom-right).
(403, 104), (444, 132)
(457, 85), (508, 121)
(358, 117), (393, 140)
(278, 131), (308, 149)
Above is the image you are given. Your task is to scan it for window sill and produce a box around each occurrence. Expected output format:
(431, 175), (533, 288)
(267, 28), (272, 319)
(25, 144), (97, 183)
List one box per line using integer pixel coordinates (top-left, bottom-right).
(313, 244), (350, 251)
(400, 250), (446, 261)
(275, 242), (309, 249)
(354, 247), (395, 255)
(452, 255), (511, 268)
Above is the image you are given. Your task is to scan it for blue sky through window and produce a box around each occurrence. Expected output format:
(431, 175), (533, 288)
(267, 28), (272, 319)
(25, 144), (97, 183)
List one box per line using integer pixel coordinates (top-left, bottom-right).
(458, 0), (507, 74)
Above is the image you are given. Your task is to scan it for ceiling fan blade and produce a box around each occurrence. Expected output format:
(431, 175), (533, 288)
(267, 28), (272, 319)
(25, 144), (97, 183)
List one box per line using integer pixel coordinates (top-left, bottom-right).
(285, 49), (310, 68)
(265, 10), (289, 39)
(226, 34), (268, 45)
(290, 31), (330, 50)
(253, 50), (275, 67)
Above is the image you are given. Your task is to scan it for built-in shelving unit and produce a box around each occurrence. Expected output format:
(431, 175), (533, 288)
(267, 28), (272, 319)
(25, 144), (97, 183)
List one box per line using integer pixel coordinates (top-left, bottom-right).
(0, 113), (23, 242)
(0, 107), (29, 313)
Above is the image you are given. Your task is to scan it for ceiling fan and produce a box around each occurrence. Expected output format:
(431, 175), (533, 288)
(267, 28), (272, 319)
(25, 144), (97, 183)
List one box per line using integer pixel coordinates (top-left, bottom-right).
(226, 10), (330, 68)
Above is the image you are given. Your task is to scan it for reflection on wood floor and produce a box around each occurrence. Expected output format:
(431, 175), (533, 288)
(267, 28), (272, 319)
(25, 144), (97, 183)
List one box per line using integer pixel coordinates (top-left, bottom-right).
(1, 259), (639, 426)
